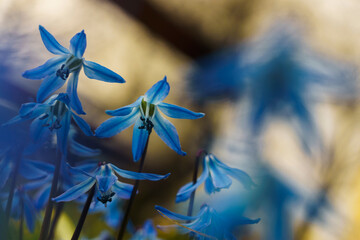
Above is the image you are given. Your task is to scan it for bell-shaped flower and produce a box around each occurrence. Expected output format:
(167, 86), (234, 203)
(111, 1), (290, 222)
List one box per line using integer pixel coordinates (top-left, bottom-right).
(95, 76), (205, 161)
(22, 25), (125, 114)
(156, 204), (260, 240)
(176, 153), (255, 203)
(53, 162), (170, 206)
(3, 93), (93, 155)
(131, 220), (160, 240)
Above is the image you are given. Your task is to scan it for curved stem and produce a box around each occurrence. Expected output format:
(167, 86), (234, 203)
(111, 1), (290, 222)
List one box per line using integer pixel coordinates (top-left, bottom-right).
(117, 136), (150, 240)
(46, 202), (64, 240)
(19, 199), (24, 240)
(187, 150), (204, 218)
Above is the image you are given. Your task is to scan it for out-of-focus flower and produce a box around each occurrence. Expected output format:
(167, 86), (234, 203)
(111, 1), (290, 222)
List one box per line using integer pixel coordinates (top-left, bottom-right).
(22, 25), (125, 114)
(156, 204), (260, 240)
(95, 76), (205, 161)
(3, 93), (93, 155)
(53, 162), (170, 206)
(176, 153), (254, 203)
(90, 197), (123, 229)
(130, 220), (160, 240)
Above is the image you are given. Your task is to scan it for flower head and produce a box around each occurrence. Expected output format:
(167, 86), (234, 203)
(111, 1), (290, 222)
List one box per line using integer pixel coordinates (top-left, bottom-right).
(95, 76), (205, 161)
(130, 220), (160, 240)
(23, 26), (125, 114)
(176, 153), (255, 203)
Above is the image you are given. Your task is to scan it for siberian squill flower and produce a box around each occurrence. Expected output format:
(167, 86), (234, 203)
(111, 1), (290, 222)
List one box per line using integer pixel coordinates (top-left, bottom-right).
(3, 93), (93, 155)
(53, 162), (170, 206)
(95, 76), (205, 161)
(131, 220), (160, 240)
(23, 25), (125, 114)
(156, 204), (260, 240)
(176, 153), (255, 203)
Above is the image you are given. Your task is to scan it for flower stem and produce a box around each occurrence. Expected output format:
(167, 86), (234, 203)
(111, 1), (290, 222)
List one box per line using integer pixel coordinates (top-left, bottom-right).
(117, 136), (150, 240)
(19, 198), (24, 240)
(46, 202), (64, 240)
(71, 185), (95, 240)
(39, 152), (62, 240)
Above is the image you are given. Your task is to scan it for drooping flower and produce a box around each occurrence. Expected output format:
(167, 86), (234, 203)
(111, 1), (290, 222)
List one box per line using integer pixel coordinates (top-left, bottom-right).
(53, 162), (170, 206)
(176, 153), (255, 203)
(3, 93), (93, 155)
(23, 25), (125, 114)
(156, 204), (260, 240)
(95, 76), (205, 161)
(130, 220), (160, 240)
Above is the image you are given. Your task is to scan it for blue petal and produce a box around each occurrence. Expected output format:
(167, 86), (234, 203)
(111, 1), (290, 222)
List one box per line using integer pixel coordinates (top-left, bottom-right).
(23, 176), (52, 191)
(34, 184), (51, 210)
(96, 174), (117, 193)
(95, 109), (139, 138)
(0, 157), (12, 189)
(19, 160), (49, 180)
(72, 113), (93, 136)
(22, 160), (55, 173)
(2, 115), (25, 126)
(112, 181), (133, 199)
(22, 55), (67, 79)
(132, 118), (149, 162)
(23, 194), (36, 232)
(106, 97), (142, 116)
(83, 60), (125, 83)
(39, 25), (69, 55)
(67, 70), (85, 114)
(144, 76), (170, 104)
(30, 117), (50, 143)
(207, 155), (232, 190)
(53, 177), (96, 202)
(158, 102), (205, 119)
(155, 205), (200, 221)
(69, 30), (87, 58)
(110, 163), (170, 181)
(37, 73), (66, 102)
(70, 139), (101, 157)
(152, 110), (186, 156)
(56, 111), (71, 155)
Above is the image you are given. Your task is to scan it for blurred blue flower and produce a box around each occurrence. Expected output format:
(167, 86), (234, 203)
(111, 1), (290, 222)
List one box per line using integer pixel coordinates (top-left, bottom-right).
(95, 76), (205, 161)
(156, 204), (260, 240)
(90, 197), (123, 229)
(3, 93), (93, 155)
(176, 153), (254, 203)
(53, 162), (170, 206)
(22, 25), (125, 114)
(130, 220), (160, 240)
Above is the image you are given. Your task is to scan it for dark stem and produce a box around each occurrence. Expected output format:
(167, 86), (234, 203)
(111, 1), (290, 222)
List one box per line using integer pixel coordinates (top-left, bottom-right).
(71, 185), (95, 240)
(39, 152), (62, 240)
(187, 150), (204, 218)
(19, 198), (24, 240)
(0, 204), (9, 239)
(117, 136), (150, 240)
(46, 202), (65, 240)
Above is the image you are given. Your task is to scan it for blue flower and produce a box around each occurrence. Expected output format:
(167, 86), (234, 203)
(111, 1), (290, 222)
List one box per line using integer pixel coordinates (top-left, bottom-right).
(53, 162), (170, 206)
(3, 93), (93, 155)
(176, 153), (255, 203)
(130, 220), (159, 240)
(95, 76), (205, 161)
(23, 25), (125, 114)
(90, 197), (124, 229)
(156, 204), (260, 240)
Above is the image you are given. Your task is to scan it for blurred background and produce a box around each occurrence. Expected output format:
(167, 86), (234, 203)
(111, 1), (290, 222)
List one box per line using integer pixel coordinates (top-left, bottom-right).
(1, 0), (360, 239)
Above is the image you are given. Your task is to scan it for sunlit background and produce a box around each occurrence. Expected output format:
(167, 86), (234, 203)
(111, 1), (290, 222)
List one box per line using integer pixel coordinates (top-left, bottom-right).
(1, 0), (360, 239)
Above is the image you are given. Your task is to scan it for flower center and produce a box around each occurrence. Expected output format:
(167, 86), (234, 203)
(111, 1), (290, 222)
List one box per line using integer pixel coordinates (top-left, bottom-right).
(56, 55), (83, 80)
(139, 99), (155, 132)
(97, 192), (115, 206)
(41, 99), (69, 131)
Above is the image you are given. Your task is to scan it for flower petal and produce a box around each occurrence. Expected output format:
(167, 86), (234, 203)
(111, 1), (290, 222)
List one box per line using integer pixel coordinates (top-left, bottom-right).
(112, 181), (133, 199)
(19, 160), (49, 180)
(132, 118), (150, 162)
(56, 110), (71, 155)
(207, 156), (232, 190)
(23, 194), (37, 232)
(83, 60), (125, 83)
(39, 25), (69, 55)
(0, 157), (12, 189)
(110, 163), (170, 181)
(144, 76), (169, 104)
(69, 30), (87, 58)
(53, 177), (96, 202)
(158, 102), (205, 119)
(95, 109), (139, 138)
(37, 73), (66, 102)
(30, 117), (50, 143)
(72, 113), (93, 136)
(70, 139), (100, 157)
(152, 110), (186, 156)
(106, 97), (142, 116)
(34, 184), (51, 210)
(67, 70), (85, 115)
(97, 174), (117, 193)
(22, 55), (67, 79)
(155, 205), (200, 221)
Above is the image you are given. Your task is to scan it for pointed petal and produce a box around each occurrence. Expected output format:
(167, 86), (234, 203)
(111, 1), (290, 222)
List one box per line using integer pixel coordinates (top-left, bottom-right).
(110, 163), (170, 181)
(158, 102), (204, 119)
(144, 76), (169, 104)
(19, 160), (49, 180)
(132, 118), (149, 162)
(53, 177), (96, 202)
(56, 110), (71, 155)
(95, 109), (139, 138)
(2, 115), (25, 126)
(23, 194), (36, 232)
(153, 110), (186, 156)
(69, 30), (87, 58)
(30, 117), (50, 143)
(22, 159), (55, 173)
(72, 113), (93, 136)
(155, 205), (200, 221)
(70, 139), (101, 157)
(83, 60), (125, 83)
(34, 184), (51, 210)
(112, 181), (133, 199)
(97, 174), (117, 193)
(37, 73), (66, 102)
(0, 158), (12, 189)
(22, 55), (67, 79)
(106, 97), (142, 116)
(207, 156), (232, 190)
(39, 25), (69, 55)
(67, 70), (85, 114)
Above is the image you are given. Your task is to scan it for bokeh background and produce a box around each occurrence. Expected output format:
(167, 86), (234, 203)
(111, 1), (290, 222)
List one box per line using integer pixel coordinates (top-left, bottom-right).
(1, 0), (360, 239)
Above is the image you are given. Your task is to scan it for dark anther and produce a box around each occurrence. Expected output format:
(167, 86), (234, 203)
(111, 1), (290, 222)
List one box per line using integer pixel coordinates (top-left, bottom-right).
(138, 116), (154, 132)
(56, 64), (70, 80)
(97, 192), (116, 205)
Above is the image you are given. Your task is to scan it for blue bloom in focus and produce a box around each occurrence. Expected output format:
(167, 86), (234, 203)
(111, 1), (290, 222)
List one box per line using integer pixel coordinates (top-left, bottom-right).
(130, 220), (160, 240)
(156, 204), (260, 240)
(3, 93), (93, 155)
(53, 162), (170, 206)
(95, 76), (205, 161)
(176, 153), (255, 203)
(23, 25), (125, 114)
